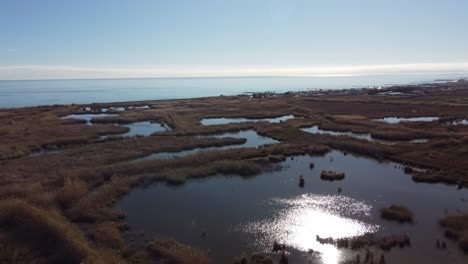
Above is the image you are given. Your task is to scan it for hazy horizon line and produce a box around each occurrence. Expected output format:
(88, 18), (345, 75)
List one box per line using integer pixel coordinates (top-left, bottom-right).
(1, 62), (468, 81)
(1, 72), (468, 83)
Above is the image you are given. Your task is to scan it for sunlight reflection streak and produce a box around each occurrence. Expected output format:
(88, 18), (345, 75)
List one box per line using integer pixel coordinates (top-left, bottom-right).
(237, 194), (379, 264)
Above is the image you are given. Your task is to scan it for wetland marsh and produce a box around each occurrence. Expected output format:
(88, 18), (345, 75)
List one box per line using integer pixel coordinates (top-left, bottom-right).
(1, 80), (468, 264)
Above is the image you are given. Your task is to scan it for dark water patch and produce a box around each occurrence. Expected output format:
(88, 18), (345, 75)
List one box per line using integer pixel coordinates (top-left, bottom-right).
(117, 151), (468, 263)
(201, 115), (295, 125)
(134, 130), (278, 161)
(120, 121), (170, 137)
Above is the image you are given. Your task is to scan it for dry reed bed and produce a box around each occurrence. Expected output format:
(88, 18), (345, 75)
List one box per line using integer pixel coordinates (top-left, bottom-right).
(0, 198), (120, 263)
(0, 136), (249, 181)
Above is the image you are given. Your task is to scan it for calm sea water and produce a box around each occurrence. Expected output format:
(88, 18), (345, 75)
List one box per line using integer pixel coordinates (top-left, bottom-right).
(0, 74), (466, 108)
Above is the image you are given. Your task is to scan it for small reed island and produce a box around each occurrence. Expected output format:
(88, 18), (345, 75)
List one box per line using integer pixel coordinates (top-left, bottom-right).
(380, 205), (414, 223)
(439, 213), (468, 253)
(320, 170), (345, 181)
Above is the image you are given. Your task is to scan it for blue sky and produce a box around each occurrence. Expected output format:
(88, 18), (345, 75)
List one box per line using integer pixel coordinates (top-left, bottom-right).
(1, 0), (468, 79)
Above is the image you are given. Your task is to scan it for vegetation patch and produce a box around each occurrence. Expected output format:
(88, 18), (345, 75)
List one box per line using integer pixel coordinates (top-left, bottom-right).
(320, 170), (345, 181)
(146, 239), (211, 264)
(0, 198), (115, 263)
(439, 214), (468, 253)
(380, 205), (413, 223)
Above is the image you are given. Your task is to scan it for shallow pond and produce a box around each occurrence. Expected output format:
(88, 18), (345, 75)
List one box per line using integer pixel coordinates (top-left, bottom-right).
(200, 114), (295, 125)
(120, 121), (170, 137)
(134, 130), (278, 161)
(301, 126), (428, 144)
(376, 117), (439, 124)
(62, 114), (117, 125)
(117, 151), (468, 264)
(64, 115), (168, 138)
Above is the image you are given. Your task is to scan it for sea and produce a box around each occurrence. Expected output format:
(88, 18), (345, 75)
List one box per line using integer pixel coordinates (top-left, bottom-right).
(0, 73), (466, 108)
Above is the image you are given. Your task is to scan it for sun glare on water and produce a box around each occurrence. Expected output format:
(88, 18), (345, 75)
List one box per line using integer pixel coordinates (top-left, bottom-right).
(238, 194), (379, 264)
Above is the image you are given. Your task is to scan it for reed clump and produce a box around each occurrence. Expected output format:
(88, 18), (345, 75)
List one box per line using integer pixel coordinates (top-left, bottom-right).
(380, 205), (413, 223)
(320, 170), (345, 181)
(439, 214), (468, 253)
(268, 155), (286, 162)
(316, 233), (410, 251)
